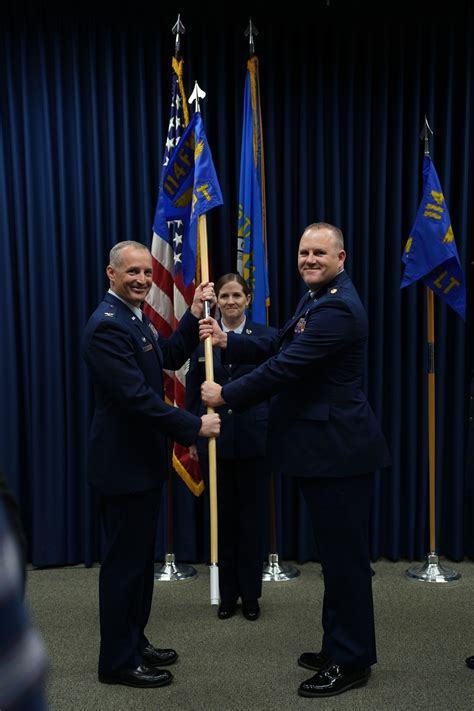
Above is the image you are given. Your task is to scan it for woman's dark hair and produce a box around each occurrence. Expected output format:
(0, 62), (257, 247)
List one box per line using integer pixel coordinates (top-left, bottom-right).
(215, 273), (251, 298)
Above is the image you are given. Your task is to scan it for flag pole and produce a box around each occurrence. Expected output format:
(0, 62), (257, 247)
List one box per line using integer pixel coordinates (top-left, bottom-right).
(406, 117), (460, 584)
(151, 15), (197, 582)
(240, 19), (298, 583)
(427, 287), (436, 554)
(188, 80), (220, 604)
(197, 213), (219, 603)
(262, 475), (300, 582)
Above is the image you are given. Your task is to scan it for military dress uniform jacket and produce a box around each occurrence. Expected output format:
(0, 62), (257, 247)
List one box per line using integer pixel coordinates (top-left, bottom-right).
(82, 292), (202, 495)
(186, 319), (278, 460)
(221, 271), (391, 478)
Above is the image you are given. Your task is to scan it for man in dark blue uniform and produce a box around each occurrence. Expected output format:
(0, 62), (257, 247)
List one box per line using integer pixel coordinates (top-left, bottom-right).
(82, 240), (220, 689)
(200, 222), (391, 698)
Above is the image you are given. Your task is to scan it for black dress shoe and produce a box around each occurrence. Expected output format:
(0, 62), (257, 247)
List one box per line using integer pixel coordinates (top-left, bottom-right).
(242, 599), (260, 621)
(298, 650), (331, 671)
(218, 601), (236, 619)
(142, 643), (178, 667)
(465, 655), (474, 669)
(298, 663), (370, 698)
(98, 665), (173, 688)
(298, 652), (372, 675)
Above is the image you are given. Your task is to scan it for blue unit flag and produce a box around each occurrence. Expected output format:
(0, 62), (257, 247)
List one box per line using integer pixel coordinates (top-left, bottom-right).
(237, 56), (270, 324)
(162, 111), (223, 287)
(401, 155), (465, 319)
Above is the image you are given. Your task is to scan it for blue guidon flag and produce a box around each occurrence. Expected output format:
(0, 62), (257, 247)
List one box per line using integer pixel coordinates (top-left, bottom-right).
(401, 155), (465, 319)
(237, 55), (270, 324)
(162, 111), (223, 287)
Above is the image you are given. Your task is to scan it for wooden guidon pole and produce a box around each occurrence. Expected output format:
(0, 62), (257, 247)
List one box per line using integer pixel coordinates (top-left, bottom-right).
(197, 214), (219, 604)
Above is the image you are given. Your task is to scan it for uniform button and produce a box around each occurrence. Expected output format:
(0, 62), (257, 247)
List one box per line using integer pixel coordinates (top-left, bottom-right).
(227, 409), (233, 415)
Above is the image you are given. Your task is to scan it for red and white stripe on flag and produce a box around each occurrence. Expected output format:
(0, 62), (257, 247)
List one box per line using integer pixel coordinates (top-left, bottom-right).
(144, 57), (204, 496)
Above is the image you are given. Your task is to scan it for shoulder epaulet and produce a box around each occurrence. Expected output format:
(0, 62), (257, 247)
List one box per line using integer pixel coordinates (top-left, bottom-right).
(101, 303), (117, 318)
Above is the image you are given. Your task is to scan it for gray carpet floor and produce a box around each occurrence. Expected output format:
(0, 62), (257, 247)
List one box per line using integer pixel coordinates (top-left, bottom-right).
(26, 559), (474, 710)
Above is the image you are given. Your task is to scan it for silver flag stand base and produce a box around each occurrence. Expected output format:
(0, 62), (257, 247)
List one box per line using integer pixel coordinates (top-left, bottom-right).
(154, 553), (197, 582)
(262, 553), (300, 582)
(406, 552), (461, 584)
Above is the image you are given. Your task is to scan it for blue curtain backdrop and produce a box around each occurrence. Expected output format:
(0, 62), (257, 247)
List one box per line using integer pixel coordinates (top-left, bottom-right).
(0, 4), (472, 566)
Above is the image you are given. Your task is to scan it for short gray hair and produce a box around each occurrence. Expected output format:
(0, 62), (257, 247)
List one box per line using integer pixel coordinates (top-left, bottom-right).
(302, 223), (344, 251)
(109, 241), (150, 268)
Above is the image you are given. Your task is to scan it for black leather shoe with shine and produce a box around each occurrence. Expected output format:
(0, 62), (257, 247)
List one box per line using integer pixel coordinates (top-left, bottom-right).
(298, 663), (370, 698)
(142, 644), (178, 667)
(98, 665), (173, 688)
(242, 599), (260, 621)
(218, 601), (236, 619)
(465, 655), (474, 669)
(298, 650), (331, 671)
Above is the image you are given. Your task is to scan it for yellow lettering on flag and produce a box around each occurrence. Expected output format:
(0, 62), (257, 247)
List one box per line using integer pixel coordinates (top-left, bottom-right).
(443, 277), (460, 294)
(178, 147), (192, 167)
(442, 225), (454, 244)
(433, 270), (460, 294)
(172, 162), (186, 180)
(425, 202), (444, 213)
(196, 183), (212, 202)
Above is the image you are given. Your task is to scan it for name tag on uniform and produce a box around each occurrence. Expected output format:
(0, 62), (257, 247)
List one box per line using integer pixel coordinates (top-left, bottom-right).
(142, 344), (153, 352)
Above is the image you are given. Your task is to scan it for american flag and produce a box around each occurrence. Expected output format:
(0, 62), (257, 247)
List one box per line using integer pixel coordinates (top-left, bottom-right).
(144, 56), (204, 495)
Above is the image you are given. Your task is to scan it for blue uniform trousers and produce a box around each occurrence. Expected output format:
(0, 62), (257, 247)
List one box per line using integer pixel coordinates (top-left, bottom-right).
(216, 457), (268, 603)
(98, 486), (162, 674)
(298, 472), (376, 671)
